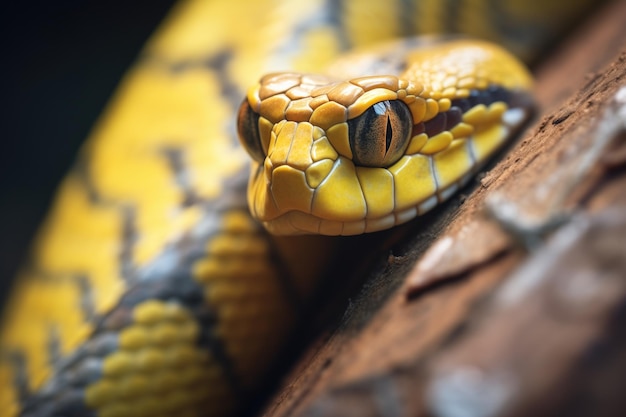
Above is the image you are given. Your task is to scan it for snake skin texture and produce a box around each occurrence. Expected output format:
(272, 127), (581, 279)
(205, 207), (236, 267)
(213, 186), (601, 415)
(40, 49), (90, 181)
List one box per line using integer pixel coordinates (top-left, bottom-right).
(0, 0), (598, 416)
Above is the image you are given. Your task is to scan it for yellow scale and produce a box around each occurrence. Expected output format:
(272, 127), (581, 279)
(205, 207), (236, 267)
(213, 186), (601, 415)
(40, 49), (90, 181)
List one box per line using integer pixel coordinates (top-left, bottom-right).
(0, 0), (598, 416)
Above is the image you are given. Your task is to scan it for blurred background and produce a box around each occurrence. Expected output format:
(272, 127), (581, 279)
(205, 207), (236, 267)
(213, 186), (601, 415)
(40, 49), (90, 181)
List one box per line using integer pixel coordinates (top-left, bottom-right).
(1, 0), (177, 300)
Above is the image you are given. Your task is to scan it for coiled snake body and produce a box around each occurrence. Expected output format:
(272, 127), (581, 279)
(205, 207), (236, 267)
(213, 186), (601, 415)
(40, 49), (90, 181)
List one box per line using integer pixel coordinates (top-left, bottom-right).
(0, 1), (596, 416)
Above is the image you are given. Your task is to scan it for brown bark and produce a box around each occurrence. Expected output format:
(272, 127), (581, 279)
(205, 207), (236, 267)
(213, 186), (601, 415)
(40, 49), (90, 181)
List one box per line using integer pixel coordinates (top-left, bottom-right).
(261, 1), (626, 416)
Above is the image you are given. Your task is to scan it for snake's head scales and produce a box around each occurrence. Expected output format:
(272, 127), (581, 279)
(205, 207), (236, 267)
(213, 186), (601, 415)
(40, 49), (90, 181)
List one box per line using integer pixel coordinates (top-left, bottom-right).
(237, 40), (533, 236)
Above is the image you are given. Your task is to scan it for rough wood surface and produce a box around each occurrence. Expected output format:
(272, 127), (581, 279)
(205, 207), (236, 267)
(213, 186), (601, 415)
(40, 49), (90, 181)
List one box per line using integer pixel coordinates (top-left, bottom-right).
(261, 1), (626, 416)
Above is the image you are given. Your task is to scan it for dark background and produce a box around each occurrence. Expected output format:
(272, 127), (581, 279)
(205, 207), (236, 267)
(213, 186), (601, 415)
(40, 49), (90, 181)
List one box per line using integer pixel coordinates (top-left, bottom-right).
(1, 1), (177, 298)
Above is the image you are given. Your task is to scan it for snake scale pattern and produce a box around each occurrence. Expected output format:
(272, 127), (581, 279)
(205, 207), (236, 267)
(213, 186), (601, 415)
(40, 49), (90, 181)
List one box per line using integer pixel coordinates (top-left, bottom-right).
(0, 0), (597, 416)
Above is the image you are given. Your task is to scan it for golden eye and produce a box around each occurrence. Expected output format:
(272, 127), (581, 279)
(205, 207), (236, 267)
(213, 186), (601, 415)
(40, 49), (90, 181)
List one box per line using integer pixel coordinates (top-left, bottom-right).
(236, 99), (265, 163)
(348, 100), (412, 167)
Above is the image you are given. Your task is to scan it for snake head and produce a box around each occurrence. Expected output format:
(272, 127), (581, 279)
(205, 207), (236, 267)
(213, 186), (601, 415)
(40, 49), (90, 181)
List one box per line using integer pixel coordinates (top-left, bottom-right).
(237, 72), (430, 235)
(237, 40), (533, 236)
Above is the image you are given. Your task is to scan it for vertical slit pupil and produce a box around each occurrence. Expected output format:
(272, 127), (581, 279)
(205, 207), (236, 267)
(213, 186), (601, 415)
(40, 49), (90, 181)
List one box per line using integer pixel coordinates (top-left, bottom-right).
(385, 114), (393, 153)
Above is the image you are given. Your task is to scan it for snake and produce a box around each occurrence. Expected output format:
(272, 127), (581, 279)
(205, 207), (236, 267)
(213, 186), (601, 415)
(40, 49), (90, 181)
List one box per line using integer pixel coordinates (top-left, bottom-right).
(0, 0), (598, 416)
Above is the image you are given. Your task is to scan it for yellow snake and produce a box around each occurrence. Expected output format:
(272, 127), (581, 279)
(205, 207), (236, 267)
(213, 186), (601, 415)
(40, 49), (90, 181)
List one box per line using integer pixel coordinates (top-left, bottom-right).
(0, 1), (598, 416)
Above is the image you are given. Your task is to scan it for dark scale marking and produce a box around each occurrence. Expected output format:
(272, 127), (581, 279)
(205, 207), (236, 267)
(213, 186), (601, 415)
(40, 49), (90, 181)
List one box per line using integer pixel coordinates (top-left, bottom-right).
(205, 49), (244, 113)
(424, 112), (447, 137)
(46, 326), (62, 370)
(423, 106), (464, 138)
(119, 205), (138, 284)
(82, 333), (119, 358)
(446, 106), (463, 128)
(204, 49), (248, 149)
(98, 302), (135, 331)
(452, 97), (471, 112)
(74, 275), (97, 323)
(412, 122), (425, 137)
(68, 358), (103, 386)
(451, 85), (512, 111)
(162, 147), (200, 207)
(46, 390), (94, 417)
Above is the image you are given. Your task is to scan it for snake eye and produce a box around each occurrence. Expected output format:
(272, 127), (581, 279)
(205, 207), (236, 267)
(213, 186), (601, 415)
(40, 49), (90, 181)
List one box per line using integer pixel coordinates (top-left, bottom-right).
(237, 99), (265, 163)
(348, 100), (412, 167)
